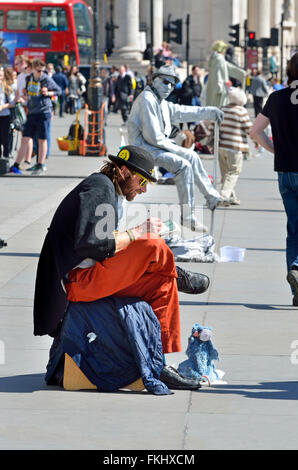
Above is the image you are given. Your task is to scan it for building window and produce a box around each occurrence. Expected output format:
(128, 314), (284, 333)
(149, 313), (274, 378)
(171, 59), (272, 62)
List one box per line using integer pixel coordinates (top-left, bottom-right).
(73, 2), (92, 34)
(7, 10), (38, 30)
(40, 7), (68, 31)
(0, 10), (4, 30)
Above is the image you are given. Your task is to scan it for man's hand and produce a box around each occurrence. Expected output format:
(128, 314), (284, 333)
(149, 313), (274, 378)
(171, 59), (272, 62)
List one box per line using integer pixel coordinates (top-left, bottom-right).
(41, 87), (49, 96)
(132, 217), (162, 240)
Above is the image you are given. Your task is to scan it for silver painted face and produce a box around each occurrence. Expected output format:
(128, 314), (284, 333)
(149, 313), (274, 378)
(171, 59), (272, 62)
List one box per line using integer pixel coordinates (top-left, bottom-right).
(152, 76), (176, 99)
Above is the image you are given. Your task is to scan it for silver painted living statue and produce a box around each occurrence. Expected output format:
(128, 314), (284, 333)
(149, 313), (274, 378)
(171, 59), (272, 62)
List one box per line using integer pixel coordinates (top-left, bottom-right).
(128, 64), (225, 232)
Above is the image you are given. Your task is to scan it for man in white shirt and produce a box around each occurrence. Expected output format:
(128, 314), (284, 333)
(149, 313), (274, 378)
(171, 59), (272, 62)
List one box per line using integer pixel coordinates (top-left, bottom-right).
(14, 55), (30, 102)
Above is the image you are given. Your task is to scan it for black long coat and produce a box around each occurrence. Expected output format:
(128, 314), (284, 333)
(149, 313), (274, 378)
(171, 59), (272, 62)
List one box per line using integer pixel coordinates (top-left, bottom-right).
(33, 173), (117, 336)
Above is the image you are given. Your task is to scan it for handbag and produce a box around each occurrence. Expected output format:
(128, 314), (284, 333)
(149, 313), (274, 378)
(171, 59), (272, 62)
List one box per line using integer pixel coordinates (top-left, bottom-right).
(10, 103), (27, 132)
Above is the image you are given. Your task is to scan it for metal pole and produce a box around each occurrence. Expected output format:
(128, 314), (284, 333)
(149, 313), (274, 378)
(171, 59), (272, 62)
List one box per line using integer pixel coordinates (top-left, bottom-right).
(150, 0), (154, 68)
(93, 0), (99, 62)
(210, 121), (219, 237)
(86, 0), (104, 155)
(280, 13), (284, 82)
(186, 14), (190, 76)
(244, 19), (247, 70)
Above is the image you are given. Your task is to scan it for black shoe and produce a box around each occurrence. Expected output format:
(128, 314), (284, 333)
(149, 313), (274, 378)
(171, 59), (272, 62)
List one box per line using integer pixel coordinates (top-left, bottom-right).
(176, 266), (210, 294)
(287, 270), (298, 306)
(160, 366), (201, 390)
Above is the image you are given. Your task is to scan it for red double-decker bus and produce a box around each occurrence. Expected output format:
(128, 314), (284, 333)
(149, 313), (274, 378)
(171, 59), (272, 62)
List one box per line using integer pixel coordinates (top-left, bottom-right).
(0, 0), (92, 66)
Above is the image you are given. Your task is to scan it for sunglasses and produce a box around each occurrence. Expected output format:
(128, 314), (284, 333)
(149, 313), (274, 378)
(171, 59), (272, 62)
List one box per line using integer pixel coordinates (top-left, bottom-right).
(162, 79), (175, 87)
(133, 171), (149, 187)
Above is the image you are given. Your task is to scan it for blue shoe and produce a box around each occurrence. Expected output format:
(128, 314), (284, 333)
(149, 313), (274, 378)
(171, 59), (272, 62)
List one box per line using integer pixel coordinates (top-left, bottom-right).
(10, 164), (22, 175)
(163, 172), (175, 179)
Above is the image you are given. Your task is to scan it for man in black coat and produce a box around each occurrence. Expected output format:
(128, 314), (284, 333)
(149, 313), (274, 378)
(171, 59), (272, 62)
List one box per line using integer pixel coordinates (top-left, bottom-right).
(180, 65), (202, 107)
(33, 146), (209, 390)
(114, 64), (134, 123)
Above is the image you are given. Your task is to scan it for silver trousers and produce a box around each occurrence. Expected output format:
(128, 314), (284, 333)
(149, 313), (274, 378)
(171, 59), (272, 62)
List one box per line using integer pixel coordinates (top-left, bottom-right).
(151, 147), (220, 221)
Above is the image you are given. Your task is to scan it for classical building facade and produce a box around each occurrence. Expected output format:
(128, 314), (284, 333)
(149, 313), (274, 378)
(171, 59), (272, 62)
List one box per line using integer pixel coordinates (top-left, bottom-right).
(87, 0), (298, 75)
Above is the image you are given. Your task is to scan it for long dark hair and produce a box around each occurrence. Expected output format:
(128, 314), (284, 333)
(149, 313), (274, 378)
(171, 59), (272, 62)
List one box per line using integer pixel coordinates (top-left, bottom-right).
(100, 161), (123, 194)
(287, 52), (298, 85)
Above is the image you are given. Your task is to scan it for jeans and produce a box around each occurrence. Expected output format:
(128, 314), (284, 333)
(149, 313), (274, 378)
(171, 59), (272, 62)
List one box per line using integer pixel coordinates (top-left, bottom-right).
(278, 172), (298, 281)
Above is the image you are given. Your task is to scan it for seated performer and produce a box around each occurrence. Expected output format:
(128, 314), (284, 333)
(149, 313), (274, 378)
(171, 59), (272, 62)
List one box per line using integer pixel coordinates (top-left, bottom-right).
(33, 145), (210, 390)
(128, 64), (226, 232)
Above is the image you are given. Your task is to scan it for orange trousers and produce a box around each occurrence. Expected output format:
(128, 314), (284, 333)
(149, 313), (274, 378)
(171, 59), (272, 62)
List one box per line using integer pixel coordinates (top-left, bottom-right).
(65, 237), (181, 354)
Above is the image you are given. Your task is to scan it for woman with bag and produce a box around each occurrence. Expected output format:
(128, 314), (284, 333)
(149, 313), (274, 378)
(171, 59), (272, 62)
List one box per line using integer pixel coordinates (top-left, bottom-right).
(67, 66), (80, 114)
(0, 65), (15, 161)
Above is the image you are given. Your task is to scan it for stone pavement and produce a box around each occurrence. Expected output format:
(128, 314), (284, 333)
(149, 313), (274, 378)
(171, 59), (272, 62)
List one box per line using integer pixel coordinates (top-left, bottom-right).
(0, 109), (297, 451)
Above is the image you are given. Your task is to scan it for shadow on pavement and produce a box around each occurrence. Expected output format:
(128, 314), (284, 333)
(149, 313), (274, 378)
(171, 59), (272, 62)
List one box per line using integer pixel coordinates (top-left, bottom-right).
(180, 301), (295, 310)
(0, 373), (52, 393)
(0, 252), (39, 257)
(199, 381), (298, 400)
(0, 374), (151, 395)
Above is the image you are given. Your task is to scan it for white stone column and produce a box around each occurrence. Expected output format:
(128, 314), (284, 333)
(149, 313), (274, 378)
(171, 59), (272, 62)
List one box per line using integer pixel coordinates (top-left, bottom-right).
(271, 0), (282, 28)
(139, 0), (163, 54)
(257, 0), (271, 38)
(114, 0), (141, 60)
(248, 0), (271, 38)
(153, 0), (163, 53)
(247, 0), (258, 31)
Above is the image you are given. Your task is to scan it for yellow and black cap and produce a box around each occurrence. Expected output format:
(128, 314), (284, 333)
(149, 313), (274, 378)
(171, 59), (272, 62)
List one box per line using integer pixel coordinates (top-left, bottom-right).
(108, 145), (157, 182)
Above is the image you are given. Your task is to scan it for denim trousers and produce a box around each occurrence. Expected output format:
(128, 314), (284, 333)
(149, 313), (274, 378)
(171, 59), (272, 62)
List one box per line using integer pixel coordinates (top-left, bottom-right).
(278, 172), (298, 277)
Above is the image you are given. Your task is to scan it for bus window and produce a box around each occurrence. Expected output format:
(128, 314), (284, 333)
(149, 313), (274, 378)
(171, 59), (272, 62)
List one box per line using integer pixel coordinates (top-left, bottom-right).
(7, 10), (38, 30)
(40, 7), (68, 31)
(0, 10), (4, 30)
(73, 2), (92, 34)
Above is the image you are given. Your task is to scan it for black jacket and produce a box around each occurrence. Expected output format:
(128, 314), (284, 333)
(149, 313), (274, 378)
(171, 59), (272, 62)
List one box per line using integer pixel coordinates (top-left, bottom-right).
(115, 74), (133, 101)
(180, 75), (202, 106)
(33, 173), (117, 336)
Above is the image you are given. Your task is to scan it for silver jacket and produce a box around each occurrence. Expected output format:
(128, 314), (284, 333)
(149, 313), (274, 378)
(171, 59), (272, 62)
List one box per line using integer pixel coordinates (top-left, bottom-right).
(128, 86), (221, 157)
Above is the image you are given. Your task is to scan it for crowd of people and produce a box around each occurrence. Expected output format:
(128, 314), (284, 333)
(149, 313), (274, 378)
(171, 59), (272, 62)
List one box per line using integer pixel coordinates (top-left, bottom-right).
(0, 55), (89, 175)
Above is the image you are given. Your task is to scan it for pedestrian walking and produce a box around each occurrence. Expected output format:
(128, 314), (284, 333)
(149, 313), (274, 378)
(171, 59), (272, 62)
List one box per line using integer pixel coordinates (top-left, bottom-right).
(269, 51), (278, 80)
(14, 55), (30, 102)
(181, 65), (202, 107)
(52, 65), (69, 117)
(67, 66), (80, 114)
(0, 65), (15, 161)
(250, 68), (269, 117)
(250, 52), (298, 307)
(212, 87), (252, 206)
(114, 64), (134, 123)
(180, 65), (202, 129)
